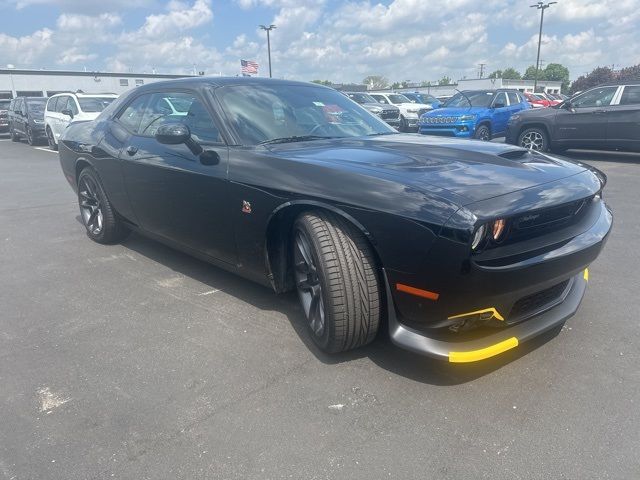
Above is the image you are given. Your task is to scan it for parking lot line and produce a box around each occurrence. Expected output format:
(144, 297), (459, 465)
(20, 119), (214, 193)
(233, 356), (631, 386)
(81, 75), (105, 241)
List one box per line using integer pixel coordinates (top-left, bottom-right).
(33, 146), (57, 153)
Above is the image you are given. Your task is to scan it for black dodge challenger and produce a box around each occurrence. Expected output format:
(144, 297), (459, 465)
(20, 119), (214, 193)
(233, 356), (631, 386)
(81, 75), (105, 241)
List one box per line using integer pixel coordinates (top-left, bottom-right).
(58, 77), (612, 363)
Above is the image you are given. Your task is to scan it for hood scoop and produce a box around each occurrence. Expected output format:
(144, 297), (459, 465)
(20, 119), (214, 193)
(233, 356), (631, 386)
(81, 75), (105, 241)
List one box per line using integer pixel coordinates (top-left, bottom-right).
(498, 149), (530, 160)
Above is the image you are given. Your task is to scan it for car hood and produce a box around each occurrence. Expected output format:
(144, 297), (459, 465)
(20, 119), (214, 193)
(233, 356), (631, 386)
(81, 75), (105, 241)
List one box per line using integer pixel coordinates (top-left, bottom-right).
(398, 102), (431, 109)
(516, 107), (559, 120)
(424, 106), (488, 117)
(362, 103), (399, 111)
(265, 134), (588, 205)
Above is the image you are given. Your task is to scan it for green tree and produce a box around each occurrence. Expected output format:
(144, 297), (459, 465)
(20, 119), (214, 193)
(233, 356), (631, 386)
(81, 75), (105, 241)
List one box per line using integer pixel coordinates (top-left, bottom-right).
(311, 79), (332, 86)
(502, 67), (522, 80)
(488, 70), (503, 79)
(363, 75), (389, 89)
(569, 66), (616, 95)
(543, 63), (570, 92)
(390, 82), (402, 89)
(522, 65), (539, 80)
(438, 76), (452, 85)
(420, 80), (432, 87)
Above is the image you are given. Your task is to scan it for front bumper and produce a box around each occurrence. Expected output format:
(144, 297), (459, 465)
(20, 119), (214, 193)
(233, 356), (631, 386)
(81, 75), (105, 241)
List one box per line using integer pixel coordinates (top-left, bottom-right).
(418, 120), (475, 138)
(384, 197), (612, 362)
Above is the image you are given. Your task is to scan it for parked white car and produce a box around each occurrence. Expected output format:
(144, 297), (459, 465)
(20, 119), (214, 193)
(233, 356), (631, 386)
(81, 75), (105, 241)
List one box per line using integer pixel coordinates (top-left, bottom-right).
(45, 93), (118, 150)
(369, 92), (433, 132)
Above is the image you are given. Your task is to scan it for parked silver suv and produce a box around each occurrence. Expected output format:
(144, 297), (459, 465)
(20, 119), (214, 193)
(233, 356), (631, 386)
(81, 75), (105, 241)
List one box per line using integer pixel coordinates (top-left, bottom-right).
(345, 92), (401, 129)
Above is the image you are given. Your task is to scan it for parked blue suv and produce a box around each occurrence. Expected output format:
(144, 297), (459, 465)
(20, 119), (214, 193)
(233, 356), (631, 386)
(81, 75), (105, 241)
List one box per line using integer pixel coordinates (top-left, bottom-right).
(418, 89), (530, 140)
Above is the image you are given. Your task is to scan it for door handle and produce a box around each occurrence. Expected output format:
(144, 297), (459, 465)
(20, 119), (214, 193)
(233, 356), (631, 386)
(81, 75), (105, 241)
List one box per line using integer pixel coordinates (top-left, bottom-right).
(125, 145), (138, 156)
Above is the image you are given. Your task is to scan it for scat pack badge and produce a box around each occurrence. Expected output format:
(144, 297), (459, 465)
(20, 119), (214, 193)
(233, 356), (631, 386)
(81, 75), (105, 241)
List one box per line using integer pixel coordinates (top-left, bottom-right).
(242, 200), (252, 214)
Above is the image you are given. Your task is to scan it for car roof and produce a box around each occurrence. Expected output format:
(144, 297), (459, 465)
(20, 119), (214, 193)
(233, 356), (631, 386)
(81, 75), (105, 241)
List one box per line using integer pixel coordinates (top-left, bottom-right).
(133, 76), (328, 93)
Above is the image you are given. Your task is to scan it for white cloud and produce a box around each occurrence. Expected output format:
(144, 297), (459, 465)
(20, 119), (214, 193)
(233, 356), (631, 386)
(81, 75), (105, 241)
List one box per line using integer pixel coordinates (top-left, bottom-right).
(0, 0), (639, 82)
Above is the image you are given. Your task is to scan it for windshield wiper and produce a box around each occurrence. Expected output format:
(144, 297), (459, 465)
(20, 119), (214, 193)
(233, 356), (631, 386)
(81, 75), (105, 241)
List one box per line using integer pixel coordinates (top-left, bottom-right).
(259, 135), (337, 145)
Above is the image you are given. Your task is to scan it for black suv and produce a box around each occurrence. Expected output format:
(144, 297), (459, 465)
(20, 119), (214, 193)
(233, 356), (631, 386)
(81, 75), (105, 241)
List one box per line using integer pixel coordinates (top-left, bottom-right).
(0, 99), (10, 134)
(9, 96), (48, 145)
(506, 84), (640, 153)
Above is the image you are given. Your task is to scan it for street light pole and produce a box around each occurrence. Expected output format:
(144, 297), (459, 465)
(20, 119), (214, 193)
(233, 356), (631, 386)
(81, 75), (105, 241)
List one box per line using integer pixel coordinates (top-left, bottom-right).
(259, 24), (276, 78)
(530, 1), (556, 92)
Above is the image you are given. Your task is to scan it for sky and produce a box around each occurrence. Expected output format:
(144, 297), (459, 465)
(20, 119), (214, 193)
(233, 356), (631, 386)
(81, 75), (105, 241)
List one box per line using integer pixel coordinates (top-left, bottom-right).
(0, 0), (638, 83)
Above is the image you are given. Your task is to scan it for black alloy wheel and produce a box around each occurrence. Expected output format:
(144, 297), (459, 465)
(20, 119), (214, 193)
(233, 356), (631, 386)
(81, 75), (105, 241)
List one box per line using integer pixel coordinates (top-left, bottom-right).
(26, 126), (34, 146)
(474, 124), (491, 141)
(292, 211), (381, 353)
(10, 128), (19, 142)
(77, 167), (129, 244)
(294, 228), (325, 337)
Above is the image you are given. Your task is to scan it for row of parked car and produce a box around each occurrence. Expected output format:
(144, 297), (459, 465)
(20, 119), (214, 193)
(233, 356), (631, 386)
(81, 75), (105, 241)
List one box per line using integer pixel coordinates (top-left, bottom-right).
(0, 92), (117, 149)
(2, 82), (638, 156)
(345, 84), (640, 153)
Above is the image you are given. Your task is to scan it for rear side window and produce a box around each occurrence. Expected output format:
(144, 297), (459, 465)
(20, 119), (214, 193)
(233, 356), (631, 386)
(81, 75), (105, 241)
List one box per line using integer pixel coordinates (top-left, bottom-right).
(507, 92), (520, 105)
(620, 86), (640, 106)
(47, 97), (58, 112)
(572, 86), (618, 108)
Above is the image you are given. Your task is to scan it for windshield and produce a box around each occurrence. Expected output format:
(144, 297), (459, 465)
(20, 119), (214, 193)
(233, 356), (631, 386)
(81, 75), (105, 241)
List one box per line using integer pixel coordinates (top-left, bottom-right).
(0, 100), (10, 110)
(444, 91), (494, 108)
(78, 97), (116, 113)
(26, 99), (47, 113)
(387, 94), (410, 104)
(216, 84), (395, 146)
(347, 93), (377, 104)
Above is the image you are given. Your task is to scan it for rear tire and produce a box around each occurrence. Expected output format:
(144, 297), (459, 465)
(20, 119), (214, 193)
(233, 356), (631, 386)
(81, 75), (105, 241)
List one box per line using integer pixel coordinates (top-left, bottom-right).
(77, 167), (130, 244)
(518, 127), (549, 152)
(292, 211), (381, 353)
(474, 123), (491, 141)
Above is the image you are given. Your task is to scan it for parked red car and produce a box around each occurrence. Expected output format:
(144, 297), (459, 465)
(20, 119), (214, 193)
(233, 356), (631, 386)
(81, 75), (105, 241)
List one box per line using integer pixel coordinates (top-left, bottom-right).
(523, 92), (550, 108)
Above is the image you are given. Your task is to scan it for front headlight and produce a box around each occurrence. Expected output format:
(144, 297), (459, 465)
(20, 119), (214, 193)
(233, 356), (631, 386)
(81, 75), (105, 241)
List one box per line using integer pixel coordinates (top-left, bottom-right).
(33, 119), (44, 124)
(508, 114), (521, 123)
(406, 108), (419, 114)
(458, 114), (476, 122)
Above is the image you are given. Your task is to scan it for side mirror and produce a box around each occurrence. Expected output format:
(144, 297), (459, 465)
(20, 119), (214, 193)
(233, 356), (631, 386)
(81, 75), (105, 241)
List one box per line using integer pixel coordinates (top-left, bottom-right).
(563, 101), (575, 111)
(155, 122), (205, 158)
(61, 109), (74, 118)
(155, 123), (191, 145)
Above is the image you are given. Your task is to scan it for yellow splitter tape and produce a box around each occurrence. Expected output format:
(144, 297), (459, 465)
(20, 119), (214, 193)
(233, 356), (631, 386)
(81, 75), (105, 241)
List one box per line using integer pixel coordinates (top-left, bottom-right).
(449, 337), (519, 363)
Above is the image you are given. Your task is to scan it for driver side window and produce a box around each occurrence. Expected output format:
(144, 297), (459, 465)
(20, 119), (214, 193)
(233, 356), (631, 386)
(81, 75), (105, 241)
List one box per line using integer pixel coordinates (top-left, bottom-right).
(572, 87), (618, 108)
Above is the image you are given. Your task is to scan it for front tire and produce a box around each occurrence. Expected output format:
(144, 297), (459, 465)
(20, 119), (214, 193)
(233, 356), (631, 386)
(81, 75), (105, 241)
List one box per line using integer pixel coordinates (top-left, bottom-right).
(292, 211), (381, 353)
(518, 127), (549, 152)
(26, 126), (35, 146)
(10, 128), (19, 142)
(46, 127), (58, 151)
(474, 123), (491, 141)
(77, 167), (129, 244)
(399, 115), (407, 132)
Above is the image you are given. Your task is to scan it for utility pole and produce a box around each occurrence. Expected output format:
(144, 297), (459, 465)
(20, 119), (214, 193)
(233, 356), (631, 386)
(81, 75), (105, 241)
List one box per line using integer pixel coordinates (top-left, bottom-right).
(530, 1), (556, 92)
(259, 24), (276, 78)
(478, 63), (486, 78)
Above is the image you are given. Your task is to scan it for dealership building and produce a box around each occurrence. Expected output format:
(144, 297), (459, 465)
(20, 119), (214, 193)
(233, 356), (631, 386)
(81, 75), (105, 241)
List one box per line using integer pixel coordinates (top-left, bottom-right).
(0, 68), (198, 99)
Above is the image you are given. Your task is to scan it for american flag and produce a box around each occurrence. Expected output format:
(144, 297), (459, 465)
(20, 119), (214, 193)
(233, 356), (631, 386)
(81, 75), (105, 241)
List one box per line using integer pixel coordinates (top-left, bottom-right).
(241, 59), (259, 75)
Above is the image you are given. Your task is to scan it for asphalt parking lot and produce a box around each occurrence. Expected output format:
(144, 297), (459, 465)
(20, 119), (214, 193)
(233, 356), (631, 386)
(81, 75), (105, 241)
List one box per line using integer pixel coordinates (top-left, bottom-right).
(0, 135), (638, 480)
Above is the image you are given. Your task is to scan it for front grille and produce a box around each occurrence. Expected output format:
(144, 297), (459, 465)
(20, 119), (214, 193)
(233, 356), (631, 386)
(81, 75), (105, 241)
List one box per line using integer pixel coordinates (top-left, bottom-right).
(509, 198), (589, 242)
(381, 110), (399, 120)
(510, 280), (570, 320)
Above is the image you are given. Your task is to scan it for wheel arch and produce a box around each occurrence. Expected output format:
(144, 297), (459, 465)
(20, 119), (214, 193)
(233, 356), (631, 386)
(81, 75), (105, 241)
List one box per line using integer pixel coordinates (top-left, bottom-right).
(74, 157), (95, 185)
(264, 200), (382, 294)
